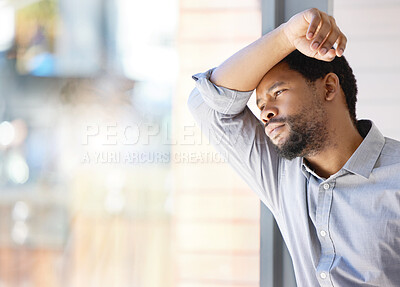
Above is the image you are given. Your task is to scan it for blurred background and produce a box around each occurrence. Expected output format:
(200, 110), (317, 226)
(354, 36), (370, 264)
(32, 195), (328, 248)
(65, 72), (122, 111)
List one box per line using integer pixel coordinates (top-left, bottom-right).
(0, 0), (261, 286)
(0, 0), (398, 286)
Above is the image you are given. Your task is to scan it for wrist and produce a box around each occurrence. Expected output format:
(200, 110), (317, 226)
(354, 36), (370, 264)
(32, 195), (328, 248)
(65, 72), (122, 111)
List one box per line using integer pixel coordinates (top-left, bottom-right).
(278, 23), (296, 54)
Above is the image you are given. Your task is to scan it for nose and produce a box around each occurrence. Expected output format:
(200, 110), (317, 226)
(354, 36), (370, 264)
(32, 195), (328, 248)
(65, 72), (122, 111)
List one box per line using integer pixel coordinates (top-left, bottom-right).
(260, 106), (278, 124)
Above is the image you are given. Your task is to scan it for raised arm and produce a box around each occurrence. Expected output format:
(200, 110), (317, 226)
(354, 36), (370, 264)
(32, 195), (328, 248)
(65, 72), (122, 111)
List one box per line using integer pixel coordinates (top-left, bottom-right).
(210, 8), (347, 91)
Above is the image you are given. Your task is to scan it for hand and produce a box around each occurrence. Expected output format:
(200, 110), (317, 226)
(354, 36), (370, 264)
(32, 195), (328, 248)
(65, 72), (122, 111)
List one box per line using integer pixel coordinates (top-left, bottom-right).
(283, 8), (347, 61)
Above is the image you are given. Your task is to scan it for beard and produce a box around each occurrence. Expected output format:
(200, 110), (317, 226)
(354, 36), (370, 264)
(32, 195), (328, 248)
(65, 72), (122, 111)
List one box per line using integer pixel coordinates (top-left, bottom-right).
(267, 103), (329, 160)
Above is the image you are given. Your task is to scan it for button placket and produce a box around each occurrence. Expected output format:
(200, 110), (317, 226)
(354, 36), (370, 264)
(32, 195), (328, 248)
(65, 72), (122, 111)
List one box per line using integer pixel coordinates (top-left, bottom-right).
(315, 180), (336, 287)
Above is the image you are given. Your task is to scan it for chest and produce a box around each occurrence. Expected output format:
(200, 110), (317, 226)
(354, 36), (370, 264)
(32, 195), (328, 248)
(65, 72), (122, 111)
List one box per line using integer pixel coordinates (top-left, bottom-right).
(280, 168), (400, 284)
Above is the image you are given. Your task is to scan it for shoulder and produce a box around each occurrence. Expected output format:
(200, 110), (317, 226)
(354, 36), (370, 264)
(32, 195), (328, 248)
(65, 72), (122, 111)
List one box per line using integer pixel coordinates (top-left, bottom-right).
(381, 137), (400, 158)
(376, 137), (400, 168)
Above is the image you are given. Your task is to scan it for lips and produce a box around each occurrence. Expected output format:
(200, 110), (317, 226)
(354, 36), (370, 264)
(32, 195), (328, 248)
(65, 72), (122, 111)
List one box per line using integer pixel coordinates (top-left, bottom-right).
(265, 123), (285, 138)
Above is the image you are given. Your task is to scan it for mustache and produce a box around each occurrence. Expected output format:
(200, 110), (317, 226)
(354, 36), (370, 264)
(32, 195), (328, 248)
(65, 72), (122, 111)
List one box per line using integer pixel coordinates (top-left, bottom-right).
(264, 117), (287, 128)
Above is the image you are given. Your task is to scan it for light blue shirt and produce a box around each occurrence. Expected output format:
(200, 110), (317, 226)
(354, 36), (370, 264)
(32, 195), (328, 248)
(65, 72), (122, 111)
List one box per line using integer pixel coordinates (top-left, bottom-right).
(188, 68), (400, 287)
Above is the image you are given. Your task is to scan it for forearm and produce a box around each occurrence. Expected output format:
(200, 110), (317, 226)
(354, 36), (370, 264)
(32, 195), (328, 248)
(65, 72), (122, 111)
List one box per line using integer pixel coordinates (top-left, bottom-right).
(210, 24), (294, 92)
(209, 8), (347, 92)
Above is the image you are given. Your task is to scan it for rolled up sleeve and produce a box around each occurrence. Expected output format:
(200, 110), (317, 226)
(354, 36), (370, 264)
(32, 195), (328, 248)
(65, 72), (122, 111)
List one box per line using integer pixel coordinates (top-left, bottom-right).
(191, 68), (254, 115)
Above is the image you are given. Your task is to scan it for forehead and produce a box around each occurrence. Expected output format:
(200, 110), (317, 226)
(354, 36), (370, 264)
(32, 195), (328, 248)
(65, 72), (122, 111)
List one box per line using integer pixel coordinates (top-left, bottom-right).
(256, 62), (304, 96)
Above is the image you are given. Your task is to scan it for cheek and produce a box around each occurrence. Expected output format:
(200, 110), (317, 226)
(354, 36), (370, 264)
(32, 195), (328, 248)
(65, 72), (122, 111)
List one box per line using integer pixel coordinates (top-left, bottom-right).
(278, 97), (304, 116)
(285, 89), (321, 115)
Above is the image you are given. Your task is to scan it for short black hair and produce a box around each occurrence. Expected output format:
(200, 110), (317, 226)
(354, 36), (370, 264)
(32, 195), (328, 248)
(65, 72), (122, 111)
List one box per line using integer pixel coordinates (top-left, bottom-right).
(280, 50), (358, 126)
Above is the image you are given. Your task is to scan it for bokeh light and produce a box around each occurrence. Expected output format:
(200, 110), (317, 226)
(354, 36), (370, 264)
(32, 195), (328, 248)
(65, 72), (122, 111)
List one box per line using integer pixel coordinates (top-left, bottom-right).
(6, 151), (29, 184)
(0, 121), (15, 147)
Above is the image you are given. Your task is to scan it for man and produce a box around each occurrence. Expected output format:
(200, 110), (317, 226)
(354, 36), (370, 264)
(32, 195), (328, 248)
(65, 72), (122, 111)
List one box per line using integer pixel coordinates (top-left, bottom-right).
(188, 8), (400, 287)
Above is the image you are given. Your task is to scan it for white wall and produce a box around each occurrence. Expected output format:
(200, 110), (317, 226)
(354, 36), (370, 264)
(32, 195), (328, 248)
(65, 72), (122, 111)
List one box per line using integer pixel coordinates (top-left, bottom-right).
(334, 0), (400, 140)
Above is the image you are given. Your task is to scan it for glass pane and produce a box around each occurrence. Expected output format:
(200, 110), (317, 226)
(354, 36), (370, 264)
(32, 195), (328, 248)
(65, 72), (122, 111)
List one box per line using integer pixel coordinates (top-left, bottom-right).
(0, 0), (261, 286)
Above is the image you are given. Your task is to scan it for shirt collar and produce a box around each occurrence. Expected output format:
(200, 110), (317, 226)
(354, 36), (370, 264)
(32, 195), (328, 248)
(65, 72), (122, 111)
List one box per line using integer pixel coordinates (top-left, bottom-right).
(301, 120), (385, 180)
(342, 120), (385, 179)
(301, 159), (316, 180)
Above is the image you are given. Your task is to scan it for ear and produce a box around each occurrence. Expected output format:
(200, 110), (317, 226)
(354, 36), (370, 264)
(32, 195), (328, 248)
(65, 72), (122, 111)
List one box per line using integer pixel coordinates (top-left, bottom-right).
(323, 73), (340, 101)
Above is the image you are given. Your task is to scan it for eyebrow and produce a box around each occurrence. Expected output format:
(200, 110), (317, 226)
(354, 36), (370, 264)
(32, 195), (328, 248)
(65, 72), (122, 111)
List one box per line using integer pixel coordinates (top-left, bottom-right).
(256, 81), (286, 107)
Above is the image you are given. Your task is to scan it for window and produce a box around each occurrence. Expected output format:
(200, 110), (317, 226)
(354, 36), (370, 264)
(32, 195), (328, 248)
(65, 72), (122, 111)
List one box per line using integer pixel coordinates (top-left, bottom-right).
(0, 0), (262, 286)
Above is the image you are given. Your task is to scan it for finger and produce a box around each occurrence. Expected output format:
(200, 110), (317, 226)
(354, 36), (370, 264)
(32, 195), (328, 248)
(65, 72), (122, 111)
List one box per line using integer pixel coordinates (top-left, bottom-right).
(319, 21), (340, 56)
(315, 49), (336, 62)
(304, 8), (322, 40)
(325, 48), (337, 59)
(310, 12), (332, 51)
(335, 32), (347, 57)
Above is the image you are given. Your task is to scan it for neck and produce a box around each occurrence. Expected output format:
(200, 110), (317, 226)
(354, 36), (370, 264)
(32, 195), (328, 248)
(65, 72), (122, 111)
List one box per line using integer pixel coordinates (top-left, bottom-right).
(305, 120), (363, 179)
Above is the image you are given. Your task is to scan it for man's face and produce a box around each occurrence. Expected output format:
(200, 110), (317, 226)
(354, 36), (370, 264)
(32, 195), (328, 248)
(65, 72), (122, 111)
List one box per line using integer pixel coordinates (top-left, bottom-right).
(256, 62), (329, 160)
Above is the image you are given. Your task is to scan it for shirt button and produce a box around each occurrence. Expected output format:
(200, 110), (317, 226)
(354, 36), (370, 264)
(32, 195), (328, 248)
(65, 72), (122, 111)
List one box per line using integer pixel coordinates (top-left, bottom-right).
(320, 230), (327, 237)
(323, 183), (330, 190)
(320, 272), (327, 279)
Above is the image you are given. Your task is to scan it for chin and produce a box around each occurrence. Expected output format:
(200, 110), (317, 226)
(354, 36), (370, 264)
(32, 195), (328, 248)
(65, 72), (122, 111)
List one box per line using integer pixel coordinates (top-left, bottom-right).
(271, 135), (306, 160)
(272, 135), (288, 147)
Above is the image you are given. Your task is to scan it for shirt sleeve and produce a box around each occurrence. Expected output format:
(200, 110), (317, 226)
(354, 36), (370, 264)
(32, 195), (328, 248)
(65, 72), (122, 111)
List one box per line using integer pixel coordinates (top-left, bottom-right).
(188, 68), (282, 215)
